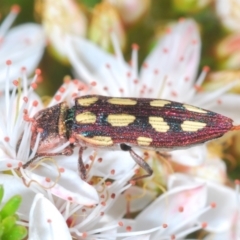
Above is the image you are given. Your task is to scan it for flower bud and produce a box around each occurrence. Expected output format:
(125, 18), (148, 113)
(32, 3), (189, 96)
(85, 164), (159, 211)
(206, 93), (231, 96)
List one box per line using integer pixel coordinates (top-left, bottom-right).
(106, 0), (150, 26)
(216, 33), (240, 69)
(88, 2), (126, 52)
(173, 0), (211, 13)
(205, 70), (240, 93)
(36, 0), (87, 63)
(216, 0), (240, 31)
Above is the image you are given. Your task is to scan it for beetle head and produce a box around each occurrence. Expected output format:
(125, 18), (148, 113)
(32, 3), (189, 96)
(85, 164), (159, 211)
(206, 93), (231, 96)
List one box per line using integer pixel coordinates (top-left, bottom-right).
(30, 102), (69, 153)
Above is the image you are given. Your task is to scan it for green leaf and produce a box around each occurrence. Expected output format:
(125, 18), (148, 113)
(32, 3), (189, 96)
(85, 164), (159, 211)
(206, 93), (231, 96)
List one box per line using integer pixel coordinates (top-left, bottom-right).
(2, 216), (17, 234)
(0, 185), (4, 205)
(2, 225), (27, 240)
(0, 224), (4, 237)
(0, 196), (22, 219)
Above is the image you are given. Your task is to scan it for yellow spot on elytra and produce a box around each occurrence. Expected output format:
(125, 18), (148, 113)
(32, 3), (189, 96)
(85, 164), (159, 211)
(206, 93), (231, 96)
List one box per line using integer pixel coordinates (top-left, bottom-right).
(183, 104), (207, 114)
(149, 116), (170, 132)
(78, 97), (98, 106)
(76, 112), (96, 124)
(150, 99), (171, 107)
(77, 135), (113, 146)
(107, 114), (136, 126)
(137, 137), (152, 146)
(108, 98), (137, 105)
(181, 121), (206, 132)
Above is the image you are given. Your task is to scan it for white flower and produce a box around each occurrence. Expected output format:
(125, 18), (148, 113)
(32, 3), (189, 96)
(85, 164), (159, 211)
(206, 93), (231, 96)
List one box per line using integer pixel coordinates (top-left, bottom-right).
(130, 173), (238, 239)
(169, 174), (239, 238)
(216, 0), (240, 32)
(0, 5), (45, 89)
(39, 0), (87, 62)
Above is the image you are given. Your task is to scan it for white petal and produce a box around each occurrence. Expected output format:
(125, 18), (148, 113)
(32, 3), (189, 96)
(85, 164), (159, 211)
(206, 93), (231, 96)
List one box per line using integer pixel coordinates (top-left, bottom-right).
(170, 145), (207, 166)
(53, 148), (136, 180)
(134, 183), (207, 237)
(66, 36), (132, 96)
(28, 194), (71, 240)
(168, 173), (237, 232)
(107, 186), (156, 220)
(123, 234), (150, 240)
(0, 24), (45, 88)
(140, 19), (200, 100)
(22, 166), (99, 205)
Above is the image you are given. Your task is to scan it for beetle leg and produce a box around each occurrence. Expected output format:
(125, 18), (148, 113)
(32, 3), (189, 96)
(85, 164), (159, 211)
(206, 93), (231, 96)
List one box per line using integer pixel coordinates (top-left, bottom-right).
(22, 145), (74, 169)
(78, 146), (87, 180)
(120, 143), (153, 180)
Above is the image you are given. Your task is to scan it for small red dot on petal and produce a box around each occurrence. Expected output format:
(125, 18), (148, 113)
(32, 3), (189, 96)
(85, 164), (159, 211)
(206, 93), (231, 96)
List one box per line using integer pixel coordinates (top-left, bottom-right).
(69, 138), (75, 143)
(7, 163), (12, 168)
(59, 167), (65, 173)
(165, 27), (171, 34)
(105, 181), (112, 186)
(35, 69), (41, 75)
(37, 128), (43, 133)
(235, 179), (240, 185)
(132, 43), (139, 50)
(110, 169), (115, 175)
(143, 62), (148, 68)
(171, 91), (177, 97)
(192, 39), (197, 44)
(45, 177), (51, 182)
(126, 226), (132, 232)
(163, 48), (168, 53)
(32, 100), (39, 107)
(106, 63), (110, 69)
(118, 221), (124, 227)
(171, 235), (176, 240)
(4, 137), (10, 142)
(178, 17), (185, 22)
(13, 80), (18, 86)
(211, 202), (216, 208)
(47, 219), (52, 223)
(101, 201), (106, 206)
(162, 223), (168, 228)
(18, 162), (23, 167)
(178, 206), (184, 212)
(54, 95), (61, 101)
(68, 197), (73, 201)
(59, 87), (65, 93)
(11, 5), (21, 13)
(82, 232), (87, 238)
(91, 81), (97, 87)
(23, 97), (28, 103)
(202, 222), (207, 228)
(203, 66), (210, 72)
(130, 180), (136, 186)
(6, 60), (12, 65)
(100, 212), (104, 216)
(98, 158), (103, 163)
(31, 83), (38, 90)
(111, 193), (116, 199)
